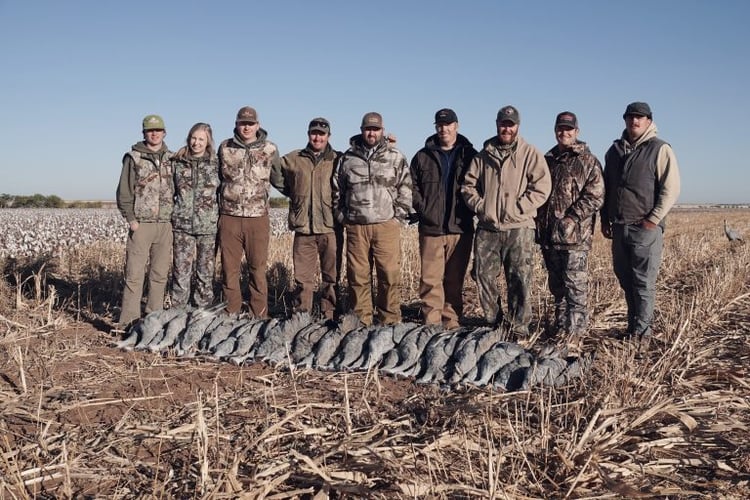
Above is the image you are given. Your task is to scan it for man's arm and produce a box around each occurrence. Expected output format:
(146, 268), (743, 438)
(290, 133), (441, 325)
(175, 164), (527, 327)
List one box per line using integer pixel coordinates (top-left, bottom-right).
(567, 155), (605, 222)
(460, 155), (483, 214)
(394, 153), (413, 221)
(646, 144), (681, 225)
(517, 149), (551, 215)
(116, 154), (138, 230)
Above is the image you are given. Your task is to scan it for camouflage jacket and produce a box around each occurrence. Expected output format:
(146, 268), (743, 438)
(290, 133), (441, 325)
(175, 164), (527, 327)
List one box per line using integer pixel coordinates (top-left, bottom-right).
(461, 136), (550, 231)
(116, 142), (174, 223)
(275, 143), (340, 234)
(171, 150), (220, 235)
(333, 135), (412, 225)
(218, 129), (283, 218)
(536, 141), (604, 250)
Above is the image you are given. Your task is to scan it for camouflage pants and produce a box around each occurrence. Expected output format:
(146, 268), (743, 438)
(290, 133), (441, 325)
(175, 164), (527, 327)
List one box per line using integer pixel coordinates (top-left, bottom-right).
(120, 222), (173, 326)
(473, 227), (534, 335)
(541, 248), (589, 334)
(170, 231), (217, 308)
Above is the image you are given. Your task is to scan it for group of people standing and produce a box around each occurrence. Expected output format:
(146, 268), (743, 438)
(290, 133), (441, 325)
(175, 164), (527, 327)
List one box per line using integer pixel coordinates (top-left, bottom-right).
(115, 101), (680, 351)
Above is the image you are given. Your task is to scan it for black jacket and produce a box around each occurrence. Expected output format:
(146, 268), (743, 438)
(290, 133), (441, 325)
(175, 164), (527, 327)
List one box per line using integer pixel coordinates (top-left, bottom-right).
(410, 133), (477, 236)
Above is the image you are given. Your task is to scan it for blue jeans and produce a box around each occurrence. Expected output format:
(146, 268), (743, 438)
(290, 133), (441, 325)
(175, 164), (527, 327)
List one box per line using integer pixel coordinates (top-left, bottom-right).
(611, 223), (664, 336)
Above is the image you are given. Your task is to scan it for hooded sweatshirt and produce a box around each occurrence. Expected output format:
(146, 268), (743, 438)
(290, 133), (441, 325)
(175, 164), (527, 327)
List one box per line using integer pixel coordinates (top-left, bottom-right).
(602, 122), (681, 226)
(461, 135), (550, 231)
(218, 128), (283, 217)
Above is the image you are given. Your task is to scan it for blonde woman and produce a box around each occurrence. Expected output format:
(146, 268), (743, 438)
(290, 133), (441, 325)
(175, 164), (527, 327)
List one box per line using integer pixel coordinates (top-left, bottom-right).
(170, 123), (220, 307)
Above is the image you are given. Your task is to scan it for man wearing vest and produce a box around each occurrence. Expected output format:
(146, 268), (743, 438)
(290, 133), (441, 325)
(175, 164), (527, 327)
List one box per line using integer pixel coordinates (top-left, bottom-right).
(600, 102), (681, 351)
(115, 114), (174, 328)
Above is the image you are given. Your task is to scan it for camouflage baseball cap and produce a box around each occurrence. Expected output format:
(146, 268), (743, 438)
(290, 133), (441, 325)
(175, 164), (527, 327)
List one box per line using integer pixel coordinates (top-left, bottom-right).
(235, 106), (258, 124)
(496, 106), (520, 125)
(142, 114), (165, 131)
(360, 112), (383, 129)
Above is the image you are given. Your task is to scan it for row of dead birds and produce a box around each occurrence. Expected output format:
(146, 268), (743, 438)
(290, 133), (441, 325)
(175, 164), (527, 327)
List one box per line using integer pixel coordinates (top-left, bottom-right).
(116, 304), (587, 391)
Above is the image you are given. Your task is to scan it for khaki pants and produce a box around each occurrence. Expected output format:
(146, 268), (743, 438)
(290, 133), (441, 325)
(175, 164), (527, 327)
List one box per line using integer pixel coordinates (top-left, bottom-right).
(292, 232), (337, 319)
(419, 232), (472, 328)
(218, 214), (269, 317)
(345, 219), (401, 325)
(119, 222), (173, 325)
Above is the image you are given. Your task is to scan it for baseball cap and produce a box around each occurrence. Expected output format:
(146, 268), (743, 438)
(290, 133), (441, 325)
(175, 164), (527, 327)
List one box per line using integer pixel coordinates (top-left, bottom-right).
(496, 105), (520, 125)
(308, 117), (331, 134)
(142, 114), (165, 131)
(235, 106), (258, 124)
(555, 111), (578, 129)
(360, 112), (383, 129)
(623, 102), (652, 119)
(434, 108), (458, 124)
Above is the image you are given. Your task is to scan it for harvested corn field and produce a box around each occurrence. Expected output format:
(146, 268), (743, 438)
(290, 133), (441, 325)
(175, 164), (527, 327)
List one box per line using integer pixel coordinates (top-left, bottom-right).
(1, 208), (749, 498)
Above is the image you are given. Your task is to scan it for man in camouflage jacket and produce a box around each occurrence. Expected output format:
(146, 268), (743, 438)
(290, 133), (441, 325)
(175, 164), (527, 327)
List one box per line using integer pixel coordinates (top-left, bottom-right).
(536, 112), (604, 341)
(115, 114), (174, 327)
(218, 106), (283, 317)
(333, 112), (413, 325)
(274, 117), (341, 320)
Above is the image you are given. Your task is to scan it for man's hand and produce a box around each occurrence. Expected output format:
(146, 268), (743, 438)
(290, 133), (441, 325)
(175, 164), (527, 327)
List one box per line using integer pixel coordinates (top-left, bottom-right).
(129, 221), (139, 232)
(600, 221), (612, 239)
(406, 212), (420, 225)
(641, 219), (658, 230)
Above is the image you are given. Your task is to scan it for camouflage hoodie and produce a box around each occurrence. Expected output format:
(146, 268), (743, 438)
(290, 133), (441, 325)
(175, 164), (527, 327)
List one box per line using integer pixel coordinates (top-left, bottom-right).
(536, 141), (604, 250)
(116, 141), (174, 223)
(218, 129), (283, 217)
(461, 135), (550, 231)
(171, 149), (220, 235)
(333, 135), (412, 225)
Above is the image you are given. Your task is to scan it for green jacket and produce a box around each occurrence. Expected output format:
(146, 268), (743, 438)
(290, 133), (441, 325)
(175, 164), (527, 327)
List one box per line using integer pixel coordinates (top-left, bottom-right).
(276, 143), (340, 234)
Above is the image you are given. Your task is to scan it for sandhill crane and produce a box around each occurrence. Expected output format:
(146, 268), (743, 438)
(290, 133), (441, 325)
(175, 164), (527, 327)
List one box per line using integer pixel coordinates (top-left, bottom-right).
(724, 219), (743, 242)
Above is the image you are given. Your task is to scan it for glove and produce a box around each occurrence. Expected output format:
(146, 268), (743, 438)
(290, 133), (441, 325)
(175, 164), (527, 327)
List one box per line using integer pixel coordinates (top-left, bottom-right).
(406, 212), (420, 225)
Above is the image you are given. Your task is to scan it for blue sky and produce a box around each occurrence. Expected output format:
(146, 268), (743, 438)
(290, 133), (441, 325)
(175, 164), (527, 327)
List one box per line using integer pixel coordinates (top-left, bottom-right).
(1, 0), (747, 203)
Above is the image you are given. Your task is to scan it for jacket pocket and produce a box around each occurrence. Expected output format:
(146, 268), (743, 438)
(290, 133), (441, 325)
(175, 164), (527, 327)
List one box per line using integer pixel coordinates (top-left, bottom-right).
(551, 217), (578, 245)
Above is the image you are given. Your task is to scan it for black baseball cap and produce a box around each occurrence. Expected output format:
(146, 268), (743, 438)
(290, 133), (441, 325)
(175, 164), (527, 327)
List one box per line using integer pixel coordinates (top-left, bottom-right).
(434, 108), (458, 124)
(555, 111), (578, 129)
(623, 102), (652, 119)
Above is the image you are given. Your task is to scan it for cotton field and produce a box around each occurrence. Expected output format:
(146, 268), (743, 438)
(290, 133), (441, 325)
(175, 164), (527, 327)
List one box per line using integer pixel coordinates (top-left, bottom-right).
(0, 208), (291, 259)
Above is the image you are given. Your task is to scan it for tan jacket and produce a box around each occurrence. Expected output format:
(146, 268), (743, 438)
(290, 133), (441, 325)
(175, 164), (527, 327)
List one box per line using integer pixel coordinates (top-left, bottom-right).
(461, 135), (551, 231)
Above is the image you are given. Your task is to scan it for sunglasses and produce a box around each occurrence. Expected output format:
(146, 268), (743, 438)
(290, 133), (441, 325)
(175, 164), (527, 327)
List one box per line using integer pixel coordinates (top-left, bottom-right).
(310, 121), (329, 129)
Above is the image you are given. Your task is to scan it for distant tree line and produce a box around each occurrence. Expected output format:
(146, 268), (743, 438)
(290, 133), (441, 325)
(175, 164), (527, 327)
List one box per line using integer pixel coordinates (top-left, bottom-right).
(0, 194), (103, 209)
